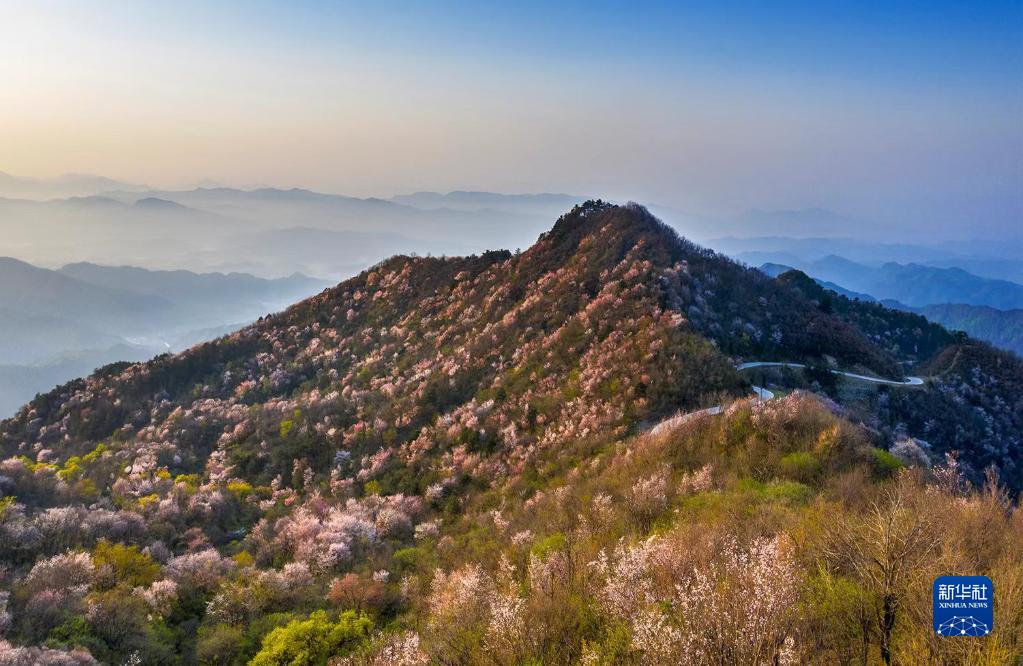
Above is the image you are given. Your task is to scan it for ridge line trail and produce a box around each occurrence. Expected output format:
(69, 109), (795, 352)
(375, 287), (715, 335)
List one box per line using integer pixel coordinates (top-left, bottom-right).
(650, 361), (924, 435)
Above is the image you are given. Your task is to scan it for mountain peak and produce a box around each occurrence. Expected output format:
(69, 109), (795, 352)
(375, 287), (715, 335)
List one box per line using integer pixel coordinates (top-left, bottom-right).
(537, 200), (696, 261)
(53, 195), (124, 207)
(133, 196), (189, 211)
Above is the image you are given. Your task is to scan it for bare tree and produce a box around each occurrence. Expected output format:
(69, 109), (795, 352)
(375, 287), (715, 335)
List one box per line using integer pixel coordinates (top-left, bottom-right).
(824, 473), (938, 665)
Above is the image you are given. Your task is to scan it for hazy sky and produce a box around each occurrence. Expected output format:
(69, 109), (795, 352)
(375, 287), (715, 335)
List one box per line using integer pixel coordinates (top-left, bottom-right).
(1, 1), (1020, 238)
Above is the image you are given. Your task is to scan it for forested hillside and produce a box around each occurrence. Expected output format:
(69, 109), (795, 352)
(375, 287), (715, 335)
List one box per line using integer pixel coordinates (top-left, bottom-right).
(910, 303), (1023, 357)
(0, 203), (1020, 664)
(774, 270), (1023, 489)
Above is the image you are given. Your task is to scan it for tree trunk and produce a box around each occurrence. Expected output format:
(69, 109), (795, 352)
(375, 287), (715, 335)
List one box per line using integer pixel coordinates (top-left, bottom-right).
(880, 593), (896, 666)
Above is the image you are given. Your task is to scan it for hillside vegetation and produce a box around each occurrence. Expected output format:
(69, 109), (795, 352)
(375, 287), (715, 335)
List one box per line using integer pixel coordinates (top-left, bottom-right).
(0, 202), (1020, 664)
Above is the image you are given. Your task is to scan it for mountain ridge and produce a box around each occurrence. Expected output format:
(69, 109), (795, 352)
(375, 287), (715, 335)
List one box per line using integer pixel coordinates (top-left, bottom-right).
(784, 255), (1023, 309)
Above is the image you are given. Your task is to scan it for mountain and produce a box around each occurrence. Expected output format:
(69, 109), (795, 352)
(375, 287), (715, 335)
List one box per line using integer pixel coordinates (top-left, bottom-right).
(795, 254), (869, 287)
(771, 269), (956, 365)
(0, 187), (558, 277)
(0, 257), (328, 341)
(925, 256), (1023, 284)
(761, 263), (1023, 358)
(757, 262), (794, 278)
(808, 279), (875, 302)
(0, 195), (245, 274)
(132, 197), (192, 211)
(0, 201), (906, 454)
(0, 171), (148, 200)
(770, 255), (1023, 310)
(0, 345), (157, 418)
(0, 203), (1020, 663)
(4, 202), (1019, 494)
(769, 268), (1020, 480)
(57, 263), (327, 319)
(7, 202), (1017, 487)
(717, 235), (1023, 283)
(218, 226), (460, 279)
(890, 302), (1023, 357)
(98, 187), (532, 241)
(870, 262), (1023, 310)
(0, 309), (123, 366)
(0, 257), (170, 331)
(0, 260), (330, 416)
(760, 263), (877, 302)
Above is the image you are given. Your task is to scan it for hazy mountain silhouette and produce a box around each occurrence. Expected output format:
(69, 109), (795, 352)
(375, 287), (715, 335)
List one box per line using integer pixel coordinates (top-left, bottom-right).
(0, 259), (329, 416)
(760, 254), (1023, 310)
(717, 235), (1023, 283)
(887, 302), (1023, 357)
(0, 171), (148, 199)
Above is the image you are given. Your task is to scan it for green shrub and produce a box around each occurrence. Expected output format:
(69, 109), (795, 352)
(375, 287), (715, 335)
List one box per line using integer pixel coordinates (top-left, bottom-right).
(531, 532), (567, 560)
(869, 448), (903, 478)
(392, 546), (426, 573)
(779, 451), (822, 483)
(93, 540), (161, 588)
(249, 610), (371, 666)
(196, 624), (244, 666)
(738, 478), (814, 505)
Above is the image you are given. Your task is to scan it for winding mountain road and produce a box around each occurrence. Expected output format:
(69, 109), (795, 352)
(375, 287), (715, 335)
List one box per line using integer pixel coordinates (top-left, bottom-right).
(650, 361), (923, 435)
(735, 361), (924, 386)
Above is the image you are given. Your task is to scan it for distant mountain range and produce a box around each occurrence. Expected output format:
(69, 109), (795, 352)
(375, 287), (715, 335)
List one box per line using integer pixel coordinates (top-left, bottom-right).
(758, 256), (1023, 310)
(758, 263), (876, 301)
(0, 257), (172, 339)
(718, 235), (1023, 283)
(0, 171), (149, 200)
(0, 185), (586, 279)
(0, 259), (328, 416)
(759, 262), (1023, 356)
(57, 262), (325, 316)
(3, 172), (1019, 287)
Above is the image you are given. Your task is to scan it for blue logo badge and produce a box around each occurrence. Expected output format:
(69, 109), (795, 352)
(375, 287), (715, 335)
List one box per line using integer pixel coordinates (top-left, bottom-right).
(933, 576), (993, 636)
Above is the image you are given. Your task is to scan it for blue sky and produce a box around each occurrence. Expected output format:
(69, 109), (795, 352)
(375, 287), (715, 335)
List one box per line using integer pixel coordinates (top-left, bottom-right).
(1, 0), (1020, 239)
